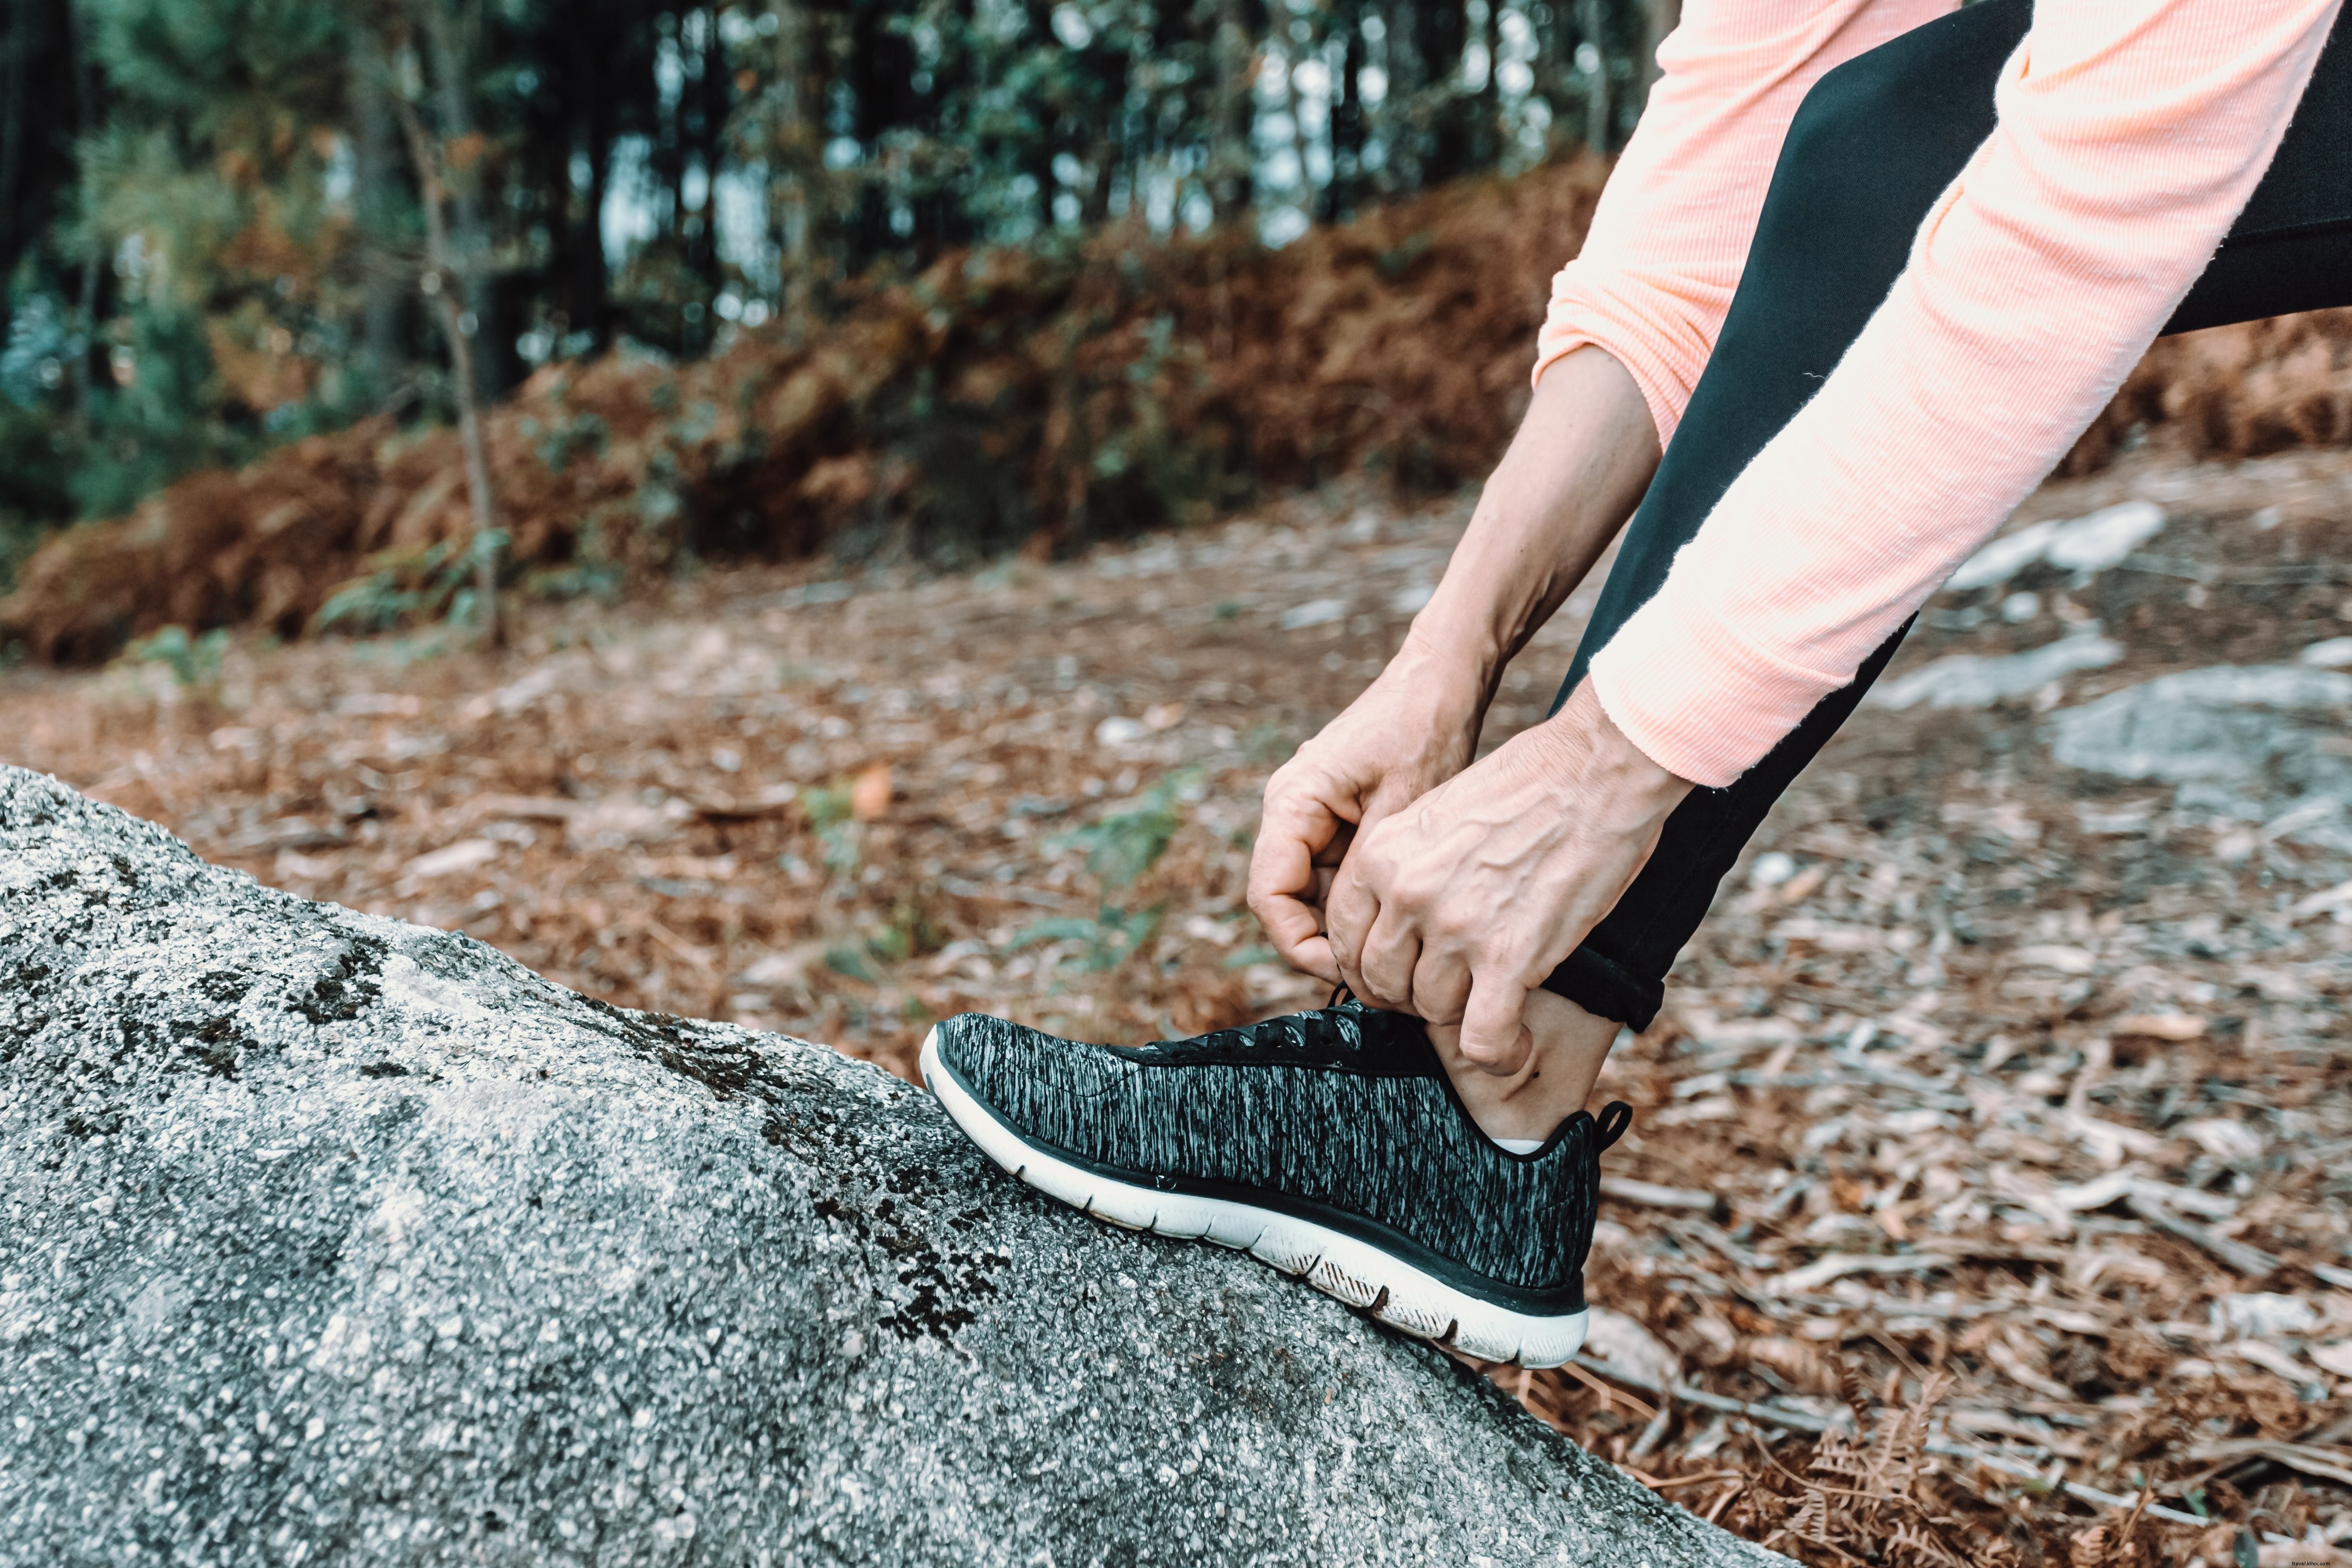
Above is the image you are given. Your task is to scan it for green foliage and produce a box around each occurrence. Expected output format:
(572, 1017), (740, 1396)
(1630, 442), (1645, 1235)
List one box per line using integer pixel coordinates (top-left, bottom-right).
(122, 623), (229, 686)
(1006, 905), (1164, 974)
(82, 0), (349, 134)
(1006, 765), (1202, 974)
(823, 943), (877, 981)
(797, 782), (866, 877)
(0, 403), (75, 590)
(525, 412), (610, 474)
(69, 309), (254, 520)
(1244, 724), (1296, 765)
(1050, 767), (1202, 889)
(312, 529), (507, 635)
(865, 891), (944, 966)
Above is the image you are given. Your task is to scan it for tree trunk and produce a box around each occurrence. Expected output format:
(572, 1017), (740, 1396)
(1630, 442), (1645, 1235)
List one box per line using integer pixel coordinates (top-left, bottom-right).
(0, 767), (1791, 1567)
(689, 4), (730, 348)
(0, 3), (28, 279)
(845, 0), (919, 263)
(1472, 0), (1501, 172)
(1326, 0), (1366, 220)
(395, 96), (504, 651)
(567, 20), (618, 352)
(67, 0), (104, 418)
(418, 0), (506, 398)
(0, 0), (79, 287)
(1279, 41), (1310, 221)
(1580, 0), (1612, 153)
(350, 32), (408, 405)
(766, 0), (816, 325)
(1416, 0), (1471, 184)
(1207, 0), (1256, 225)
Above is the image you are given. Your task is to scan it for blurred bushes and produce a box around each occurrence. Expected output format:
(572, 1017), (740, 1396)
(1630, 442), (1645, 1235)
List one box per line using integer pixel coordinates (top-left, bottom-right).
(0, 158), (1612, 659)
(1, 0), (1666, 591)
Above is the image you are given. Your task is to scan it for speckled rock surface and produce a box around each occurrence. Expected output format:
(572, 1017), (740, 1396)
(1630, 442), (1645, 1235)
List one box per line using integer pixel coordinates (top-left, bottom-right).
(0, 768), (1784, 1567)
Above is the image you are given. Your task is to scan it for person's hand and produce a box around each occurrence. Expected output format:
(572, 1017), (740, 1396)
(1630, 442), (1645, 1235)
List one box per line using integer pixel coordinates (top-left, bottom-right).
(1246, 633), (1492, 985)
(1322, 678), (1692, 1073)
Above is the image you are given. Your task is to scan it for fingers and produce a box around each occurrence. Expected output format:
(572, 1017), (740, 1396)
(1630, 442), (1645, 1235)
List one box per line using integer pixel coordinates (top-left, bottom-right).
(1405, 942), (1473, 1027)
(1349, 898), (1422, 1012)
(1458, 975), (1536, 1076)
(1247, 880), (1342, 985)
(1326, 846), (1373, 982)
(1327, 808), (1477, 1017)
(1247, 782), (1349, 983)
(1320, 852), (1375, 996)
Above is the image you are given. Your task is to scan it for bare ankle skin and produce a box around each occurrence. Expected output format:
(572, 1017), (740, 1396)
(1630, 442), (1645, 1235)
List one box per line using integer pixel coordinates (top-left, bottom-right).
(1424, 989), (1621, 1145)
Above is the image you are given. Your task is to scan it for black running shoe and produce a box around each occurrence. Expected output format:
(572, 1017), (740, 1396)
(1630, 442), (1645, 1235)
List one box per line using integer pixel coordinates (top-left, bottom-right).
(920, 999), (1628, 1367)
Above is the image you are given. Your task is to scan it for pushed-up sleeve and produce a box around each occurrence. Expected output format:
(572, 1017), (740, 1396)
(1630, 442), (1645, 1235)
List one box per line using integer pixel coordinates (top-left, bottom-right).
(1535, 0), (1957, 447)
(1589, 0), (2343, 787)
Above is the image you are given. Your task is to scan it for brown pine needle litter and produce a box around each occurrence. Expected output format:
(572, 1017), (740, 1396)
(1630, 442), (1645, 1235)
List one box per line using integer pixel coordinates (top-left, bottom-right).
(9, 441), (2352, 1564)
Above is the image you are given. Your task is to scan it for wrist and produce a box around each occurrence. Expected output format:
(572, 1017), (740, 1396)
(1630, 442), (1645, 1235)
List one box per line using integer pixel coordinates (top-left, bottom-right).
(1534, 680), (1690, 804)
(1392, 617), (1507, 708)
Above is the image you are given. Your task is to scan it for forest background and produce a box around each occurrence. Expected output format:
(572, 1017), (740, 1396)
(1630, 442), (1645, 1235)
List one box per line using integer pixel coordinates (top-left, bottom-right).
(0, 0), (1673, 638)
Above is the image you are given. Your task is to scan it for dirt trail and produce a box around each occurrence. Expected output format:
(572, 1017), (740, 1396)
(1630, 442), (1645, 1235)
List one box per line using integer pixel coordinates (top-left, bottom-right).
(10, 448), (2352, 1562)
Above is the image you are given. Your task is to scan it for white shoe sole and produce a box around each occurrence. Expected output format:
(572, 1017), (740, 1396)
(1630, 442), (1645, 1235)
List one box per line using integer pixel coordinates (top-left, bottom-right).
(920, 1027), (1590, 1369)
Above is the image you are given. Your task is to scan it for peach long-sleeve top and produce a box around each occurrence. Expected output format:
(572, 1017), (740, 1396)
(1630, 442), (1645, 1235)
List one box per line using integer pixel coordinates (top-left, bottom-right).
(1535, 0), (2342, 789)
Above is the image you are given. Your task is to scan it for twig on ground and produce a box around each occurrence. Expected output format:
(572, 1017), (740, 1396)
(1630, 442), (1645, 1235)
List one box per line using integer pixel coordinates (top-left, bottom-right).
(1600, 1176), (1722, 1213)
(2125, 1193), (2281, 1278)
(1571, 1353), (1847, 1435)
(1922, 1438), (2216, 1530)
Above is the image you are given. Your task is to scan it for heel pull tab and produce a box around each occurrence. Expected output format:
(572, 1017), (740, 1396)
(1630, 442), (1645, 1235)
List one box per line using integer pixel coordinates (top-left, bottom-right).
(1595, 1101), (1633, 1152)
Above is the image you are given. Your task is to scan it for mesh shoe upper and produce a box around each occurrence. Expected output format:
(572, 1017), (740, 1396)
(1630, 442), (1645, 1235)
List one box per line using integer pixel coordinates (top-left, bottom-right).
(930, 1003), (1621, 1305)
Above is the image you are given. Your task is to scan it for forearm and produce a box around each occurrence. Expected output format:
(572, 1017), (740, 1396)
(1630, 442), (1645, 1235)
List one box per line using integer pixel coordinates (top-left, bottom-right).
(1404, 346), (1660, 703)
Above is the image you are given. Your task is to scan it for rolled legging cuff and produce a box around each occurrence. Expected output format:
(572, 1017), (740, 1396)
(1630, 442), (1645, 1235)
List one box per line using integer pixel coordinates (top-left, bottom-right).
(1539, 945), (1662, 1034)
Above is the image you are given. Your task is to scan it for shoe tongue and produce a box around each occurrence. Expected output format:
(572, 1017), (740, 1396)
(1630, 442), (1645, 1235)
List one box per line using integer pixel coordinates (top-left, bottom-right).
(1491, 1136), (1546, 1155)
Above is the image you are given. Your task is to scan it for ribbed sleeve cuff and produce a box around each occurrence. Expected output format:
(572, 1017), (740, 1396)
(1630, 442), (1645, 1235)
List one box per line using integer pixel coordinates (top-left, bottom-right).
(1586, 596), (1842, 789)
(1532, 331), (1684, 453)
(1532, 277), (1709, 450)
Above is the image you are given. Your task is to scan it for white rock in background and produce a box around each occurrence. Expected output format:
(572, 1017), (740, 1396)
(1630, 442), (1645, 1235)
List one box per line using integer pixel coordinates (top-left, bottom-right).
(1870, 627), (2123, 710)
(2301, 636), (2352, 668)
(2177, 1117), (2268, 1163)
(2043, 500), (2169, 574)
(1947, 518), (2067, 593)
(1093, 715), (1148, 747)
(1279, 597), (1349, 630)
(565, 793), (688, 851)
(1946, 501), (2167, 592)
(2048, 665), (2352, 784)
(1389, 580), (1435, 614)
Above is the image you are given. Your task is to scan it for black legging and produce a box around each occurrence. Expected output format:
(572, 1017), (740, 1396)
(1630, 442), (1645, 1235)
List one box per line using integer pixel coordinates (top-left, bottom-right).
(1541, 0), (2352, 1031)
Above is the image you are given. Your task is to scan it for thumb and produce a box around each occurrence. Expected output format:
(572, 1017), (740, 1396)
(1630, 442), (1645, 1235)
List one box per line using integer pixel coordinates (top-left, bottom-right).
(1458, 975), (1534, 1076)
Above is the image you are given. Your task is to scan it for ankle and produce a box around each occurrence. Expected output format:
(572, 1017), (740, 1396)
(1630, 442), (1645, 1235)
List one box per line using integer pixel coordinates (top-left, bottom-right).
(1426, 989), (1620, 1145)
